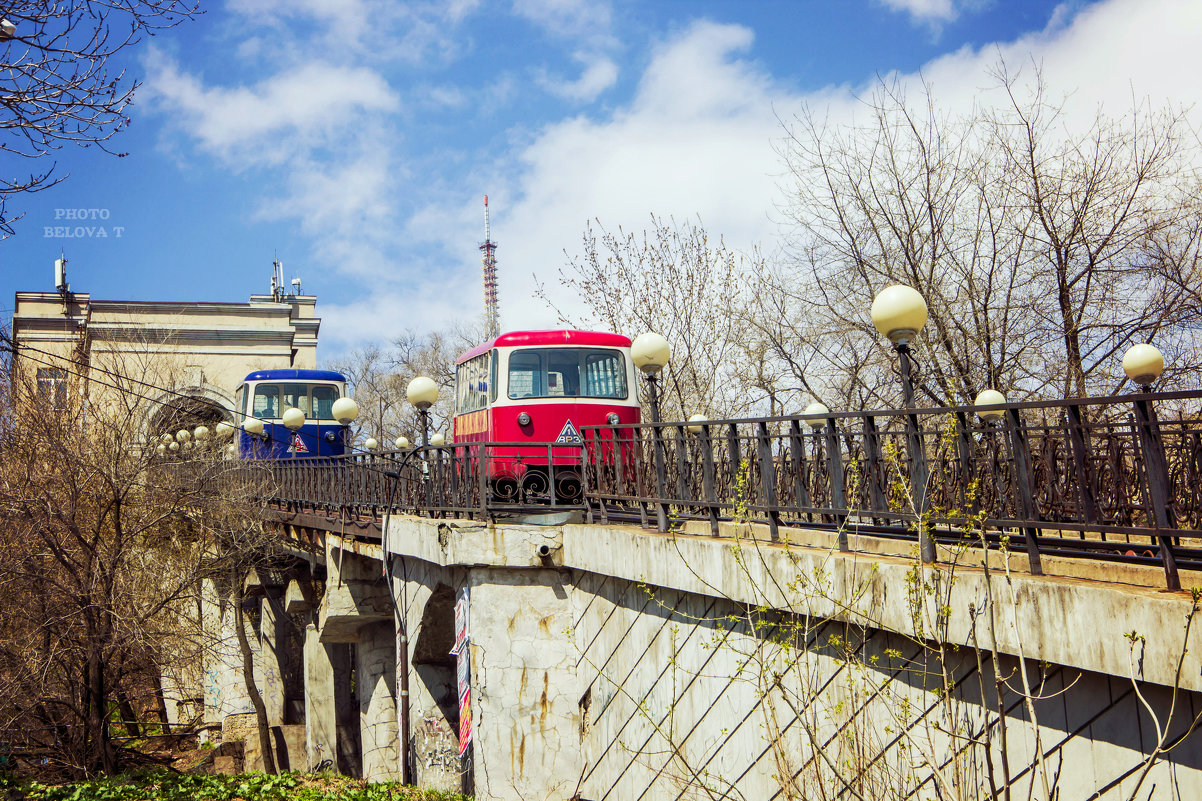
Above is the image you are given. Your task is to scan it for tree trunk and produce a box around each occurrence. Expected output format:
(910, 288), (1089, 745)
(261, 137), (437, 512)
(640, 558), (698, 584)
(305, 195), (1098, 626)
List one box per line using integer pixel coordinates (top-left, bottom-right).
(152, 671), (172, 734)
(86, 651), (115, 775)
(233, 575), (277, 774)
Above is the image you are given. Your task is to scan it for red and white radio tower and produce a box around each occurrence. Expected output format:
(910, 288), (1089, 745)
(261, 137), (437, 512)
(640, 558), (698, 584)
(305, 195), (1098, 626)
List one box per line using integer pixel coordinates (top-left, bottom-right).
(480, 195), (500, 338)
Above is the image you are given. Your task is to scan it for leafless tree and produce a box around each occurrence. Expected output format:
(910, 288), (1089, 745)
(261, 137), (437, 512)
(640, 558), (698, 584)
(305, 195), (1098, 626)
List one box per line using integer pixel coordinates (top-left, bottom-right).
(327, 323), (480, 447)
(0, 334), (278, 777)
(543, 216), (759, 421)
(771, 68), (1202, 409)
(0, 0), (197, 235)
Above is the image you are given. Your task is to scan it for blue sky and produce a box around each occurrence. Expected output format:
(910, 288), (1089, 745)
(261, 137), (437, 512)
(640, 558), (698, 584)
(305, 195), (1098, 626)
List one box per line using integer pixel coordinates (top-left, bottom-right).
(4, 0), (1201, 360)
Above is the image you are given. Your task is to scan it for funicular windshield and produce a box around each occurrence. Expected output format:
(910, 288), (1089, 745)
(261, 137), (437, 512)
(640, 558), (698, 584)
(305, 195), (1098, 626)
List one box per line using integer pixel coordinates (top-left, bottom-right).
(250, 383), (341, 420)
(507, 348), (628, 399)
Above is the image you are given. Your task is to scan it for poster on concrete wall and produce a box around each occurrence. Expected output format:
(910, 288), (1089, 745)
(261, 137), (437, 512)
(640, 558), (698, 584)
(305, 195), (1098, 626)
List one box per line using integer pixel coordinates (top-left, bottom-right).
(453, 586), (472, 756)
(452, 586), (469, 656)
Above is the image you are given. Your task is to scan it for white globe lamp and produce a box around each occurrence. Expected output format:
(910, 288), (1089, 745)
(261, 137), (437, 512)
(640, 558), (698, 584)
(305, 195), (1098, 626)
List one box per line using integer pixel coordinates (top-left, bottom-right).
(407, 377), (439, 410)
(282, 407), (306, 431)
(973, 389), (1007, 422)
(631, 332), (671, 374)
(332, 397), (360, 425)
(871, 285), (928, 346)
(1122, 344), (1164, 388)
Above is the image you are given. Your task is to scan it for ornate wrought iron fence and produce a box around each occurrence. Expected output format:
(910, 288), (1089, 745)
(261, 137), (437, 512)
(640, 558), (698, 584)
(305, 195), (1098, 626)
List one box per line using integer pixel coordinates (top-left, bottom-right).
(582, 391), (1202, 590)
(260, 441), (588, 520)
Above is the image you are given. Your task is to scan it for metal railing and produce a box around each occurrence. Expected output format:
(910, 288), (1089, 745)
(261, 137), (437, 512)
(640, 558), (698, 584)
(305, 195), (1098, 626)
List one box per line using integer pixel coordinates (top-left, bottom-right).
(262, 441), (589, 520)
(581, 391), (1202, 590)
(247, 393), (1202, 590)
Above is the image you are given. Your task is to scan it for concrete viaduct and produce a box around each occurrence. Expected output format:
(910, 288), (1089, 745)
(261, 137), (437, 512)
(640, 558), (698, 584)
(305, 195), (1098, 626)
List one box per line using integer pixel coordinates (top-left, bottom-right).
(197, 507), (1202, 800)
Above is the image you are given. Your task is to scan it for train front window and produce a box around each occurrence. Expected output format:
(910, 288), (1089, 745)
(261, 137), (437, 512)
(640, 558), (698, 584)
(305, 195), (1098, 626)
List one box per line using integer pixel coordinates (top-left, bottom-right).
(312, 385), (338, 420)
(253, 385), (279, 418)
(507, 348), (628, 400)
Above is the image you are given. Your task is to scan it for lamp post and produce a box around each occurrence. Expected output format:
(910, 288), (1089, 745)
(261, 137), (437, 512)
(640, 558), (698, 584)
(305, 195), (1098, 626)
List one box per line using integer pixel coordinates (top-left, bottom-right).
(631, 333), (671, 423)
(332, 396), (360, 453)
(407, 376), (439, 448)
(408, 376), (440, 510)
(242, 417), (265, 456)
(1121, 343), (1179, 589)
(871, 285), (935, 563)
(631, 332), (671, 532)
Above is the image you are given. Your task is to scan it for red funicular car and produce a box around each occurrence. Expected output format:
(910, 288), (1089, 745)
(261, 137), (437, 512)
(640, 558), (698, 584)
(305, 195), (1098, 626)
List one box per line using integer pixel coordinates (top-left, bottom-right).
(452, 330), (641, 502)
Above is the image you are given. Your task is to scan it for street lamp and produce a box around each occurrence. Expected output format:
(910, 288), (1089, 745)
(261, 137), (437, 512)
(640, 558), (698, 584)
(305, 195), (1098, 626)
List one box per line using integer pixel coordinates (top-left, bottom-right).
(871, 285), (933, 562)
(430, 432), (446, 446)
(330, 396), (359, 452)
(176, 428), (191, 444)
(394, 436), (410, 450)
(1123, 343), (1164, 393)
(973, 389), (1007, 423)
(215, 421), (235, 439)
(242, 417), (266, 454)
(686, 413), (708, 435)
(631, 332), (670, 424)
(632, 332), (671, 531)
(364, 437), (380, 452)
(871, 285), (927, 407)
(407, 376), (439, 448)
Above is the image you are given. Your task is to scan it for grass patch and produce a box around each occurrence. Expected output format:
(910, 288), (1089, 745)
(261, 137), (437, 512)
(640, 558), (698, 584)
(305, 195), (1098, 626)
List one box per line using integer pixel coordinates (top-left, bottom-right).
(0, 770), (470, 801)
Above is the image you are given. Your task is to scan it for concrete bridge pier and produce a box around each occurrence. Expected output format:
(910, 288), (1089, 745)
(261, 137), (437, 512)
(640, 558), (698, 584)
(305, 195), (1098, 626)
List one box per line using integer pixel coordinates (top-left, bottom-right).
(386, 520), (585, 801)
(316, 536), (399, 781)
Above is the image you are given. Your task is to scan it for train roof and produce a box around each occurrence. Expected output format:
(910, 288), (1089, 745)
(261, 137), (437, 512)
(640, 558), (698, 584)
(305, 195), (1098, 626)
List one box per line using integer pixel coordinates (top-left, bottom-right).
(240, 368), (348, 384)
(456, 329), (633, 364)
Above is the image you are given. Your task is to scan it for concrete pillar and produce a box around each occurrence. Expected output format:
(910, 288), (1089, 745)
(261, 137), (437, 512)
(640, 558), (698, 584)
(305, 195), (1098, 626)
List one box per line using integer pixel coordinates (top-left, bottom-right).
(257, 589), (286, 726)
(358, 620), (400, 781)
(304, 623), (338, 771)
(200, 576), (252, 731)
(469, 568), (580, 801)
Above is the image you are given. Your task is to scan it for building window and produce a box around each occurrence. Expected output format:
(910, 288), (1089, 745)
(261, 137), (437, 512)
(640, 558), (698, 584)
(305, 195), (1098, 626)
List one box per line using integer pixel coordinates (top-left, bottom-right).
(37, 368), (68, 410)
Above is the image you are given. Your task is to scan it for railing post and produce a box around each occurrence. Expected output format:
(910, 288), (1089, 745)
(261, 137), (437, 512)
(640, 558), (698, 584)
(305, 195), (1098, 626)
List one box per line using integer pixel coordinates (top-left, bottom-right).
(1005, 407), (1044, 576)
(824, 416), (848, 550)
(756, 421), (781, 542)
(651, 421), (669, 532)
(1065, 403), (1100, 525)
(674, 424), (689, 502)
(953, 411), (977, 515)
(788, 420), (812, 523)
(861, 414), (888, 523)
(700, 424), (720, 536)
(1132, 397), (1181, 590)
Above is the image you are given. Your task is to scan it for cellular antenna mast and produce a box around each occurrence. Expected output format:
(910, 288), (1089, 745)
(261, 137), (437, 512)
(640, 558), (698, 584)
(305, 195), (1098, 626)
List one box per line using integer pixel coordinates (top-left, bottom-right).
(480, 195), (499, 339)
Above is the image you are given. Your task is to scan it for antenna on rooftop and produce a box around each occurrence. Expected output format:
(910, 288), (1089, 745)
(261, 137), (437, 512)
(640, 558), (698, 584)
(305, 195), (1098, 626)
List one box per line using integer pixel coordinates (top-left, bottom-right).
(271, 258), (285, 302)
(480, 195), (499, 339)
(54, 253), (69, 295)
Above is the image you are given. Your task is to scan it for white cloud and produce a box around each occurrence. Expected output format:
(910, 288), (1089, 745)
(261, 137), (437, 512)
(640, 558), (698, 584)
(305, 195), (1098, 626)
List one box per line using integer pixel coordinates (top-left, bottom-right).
(145, 51), (399, 164)
(319, 0), (1202, 353)
(148, 0), (1200, 357)
(512, 0), (612, 38)
(877, 0), (959, 23)
(538, 53), (619, 101)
